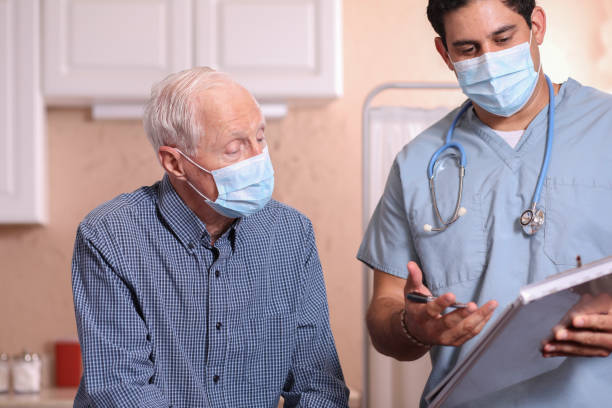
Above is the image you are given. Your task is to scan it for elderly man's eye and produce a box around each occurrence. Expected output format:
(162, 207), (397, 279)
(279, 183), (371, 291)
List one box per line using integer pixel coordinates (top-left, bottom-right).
(256, 128), (265, 142)
(225, 142), (242, 155)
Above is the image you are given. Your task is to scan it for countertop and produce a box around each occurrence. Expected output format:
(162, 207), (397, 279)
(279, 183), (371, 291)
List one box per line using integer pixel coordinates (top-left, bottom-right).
(0, 388), (76, 408)
(0, 387), (361, 408)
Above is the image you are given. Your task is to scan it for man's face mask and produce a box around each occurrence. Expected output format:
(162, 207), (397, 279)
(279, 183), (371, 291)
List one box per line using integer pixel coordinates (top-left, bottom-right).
(176, 147), (275, 219)
(449, 30), (541, 117)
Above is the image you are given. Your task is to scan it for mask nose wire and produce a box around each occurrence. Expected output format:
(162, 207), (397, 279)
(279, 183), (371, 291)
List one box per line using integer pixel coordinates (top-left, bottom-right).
(448, 29), (541, 74)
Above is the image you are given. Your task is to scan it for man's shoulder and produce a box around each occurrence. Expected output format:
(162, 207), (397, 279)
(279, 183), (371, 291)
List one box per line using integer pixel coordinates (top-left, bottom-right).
(252, 199), (313, 235)
(262, 199), (307, 216)
(563, 78), (612, 110)
(80, 181), (161, 234)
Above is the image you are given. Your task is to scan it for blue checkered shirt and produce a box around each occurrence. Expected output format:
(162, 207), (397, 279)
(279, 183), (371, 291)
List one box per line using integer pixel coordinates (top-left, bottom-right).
(71, 175), (349, 407)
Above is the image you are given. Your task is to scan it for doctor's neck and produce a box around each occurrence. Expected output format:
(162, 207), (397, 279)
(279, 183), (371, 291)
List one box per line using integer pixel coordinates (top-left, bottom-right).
(473, 72), (561, 131)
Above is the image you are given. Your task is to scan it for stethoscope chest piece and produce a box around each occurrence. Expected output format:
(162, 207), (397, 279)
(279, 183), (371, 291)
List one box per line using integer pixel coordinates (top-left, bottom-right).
(520, 207), (545, 235)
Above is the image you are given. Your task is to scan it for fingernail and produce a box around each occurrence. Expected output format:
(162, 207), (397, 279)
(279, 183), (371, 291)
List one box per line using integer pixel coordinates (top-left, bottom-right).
(545, 344), (555, 352)
(556, 330), (567, 340)
(574, 317), (584, 327)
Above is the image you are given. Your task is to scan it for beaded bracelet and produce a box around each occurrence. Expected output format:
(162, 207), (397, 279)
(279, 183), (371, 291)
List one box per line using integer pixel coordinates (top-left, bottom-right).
(400, 309), (432, 349)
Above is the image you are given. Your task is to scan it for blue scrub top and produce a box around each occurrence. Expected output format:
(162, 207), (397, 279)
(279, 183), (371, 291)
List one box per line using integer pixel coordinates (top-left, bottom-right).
(358, 78), (612, 407)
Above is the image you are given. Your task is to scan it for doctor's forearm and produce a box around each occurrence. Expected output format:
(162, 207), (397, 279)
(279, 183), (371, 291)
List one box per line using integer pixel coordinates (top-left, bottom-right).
(366, 296), (429, 361)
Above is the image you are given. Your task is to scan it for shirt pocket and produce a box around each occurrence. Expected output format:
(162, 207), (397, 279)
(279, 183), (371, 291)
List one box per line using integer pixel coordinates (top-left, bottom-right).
(242, 312), (296, 391)
(544, 178), (612, 267)
(409, 193), (487, 294)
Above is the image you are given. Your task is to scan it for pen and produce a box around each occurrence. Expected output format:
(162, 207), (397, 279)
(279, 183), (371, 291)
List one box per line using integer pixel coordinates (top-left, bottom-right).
(406, 292), (468, 309)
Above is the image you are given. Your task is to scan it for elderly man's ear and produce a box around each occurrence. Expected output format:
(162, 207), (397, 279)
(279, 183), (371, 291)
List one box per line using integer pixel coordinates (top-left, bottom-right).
(158, 146), (186, 179)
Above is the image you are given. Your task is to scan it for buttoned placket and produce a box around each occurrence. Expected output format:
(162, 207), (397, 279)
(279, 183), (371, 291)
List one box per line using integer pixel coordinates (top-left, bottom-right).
(205, 235), (232, 403)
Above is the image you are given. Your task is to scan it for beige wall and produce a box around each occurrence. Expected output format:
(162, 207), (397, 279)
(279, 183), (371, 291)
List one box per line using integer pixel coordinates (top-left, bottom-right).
(1, 0), (611, 398)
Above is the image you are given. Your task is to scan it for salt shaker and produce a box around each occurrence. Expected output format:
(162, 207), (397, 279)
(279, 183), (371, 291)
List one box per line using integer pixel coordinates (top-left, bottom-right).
(0, 353), (9, 393)
(12, 352), (42, 393)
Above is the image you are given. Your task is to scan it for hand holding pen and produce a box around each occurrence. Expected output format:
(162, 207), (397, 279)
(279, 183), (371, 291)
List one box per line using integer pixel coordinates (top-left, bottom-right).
(401, 262), (498, 348)
(406, 292), (469, 309)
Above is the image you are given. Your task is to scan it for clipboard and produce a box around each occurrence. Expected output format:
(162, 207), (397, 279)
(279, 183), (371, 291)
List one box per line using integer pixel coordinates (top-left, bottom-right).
(425, 255), (612, 407)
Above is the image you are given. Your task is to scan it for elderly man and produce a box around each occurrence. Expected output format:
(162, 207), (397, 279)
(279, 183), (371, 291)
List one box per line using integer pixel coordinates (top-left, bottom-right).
(71, 67), (349, 407)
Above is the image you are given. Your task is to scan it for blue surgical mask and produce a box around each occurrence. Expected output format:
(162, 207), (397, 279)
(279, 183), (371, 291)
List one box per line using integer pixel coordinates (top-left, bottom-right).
(450, 31), (541, 117)
(177, 147), (274, 218)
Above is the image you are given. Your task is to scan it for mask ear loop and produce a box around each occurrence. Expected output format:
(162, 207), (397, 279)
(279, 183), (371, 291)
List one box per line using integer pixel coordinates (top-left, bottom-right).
(186, 180), (215, 203)
(446, 45), (456, 66)
(175, 149), (217, 202)
(176, 149), (213, 175)
(528, 28), (543, 75)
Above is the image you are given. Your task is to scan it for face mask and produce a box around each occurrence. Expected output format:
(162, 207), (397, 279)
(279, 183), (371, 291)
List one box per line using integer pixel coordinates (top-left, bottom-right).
(177, 147), (274, 218)
(450, 31), (541, 117)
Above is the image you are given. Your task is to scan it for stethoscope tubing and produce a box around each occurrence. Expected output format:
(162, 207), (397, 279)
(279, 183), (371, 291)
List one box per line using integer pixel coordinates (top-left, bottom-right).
(427, 102), (472, 179)
(427, 75), (555, 232)
(531, 75), (555, 208)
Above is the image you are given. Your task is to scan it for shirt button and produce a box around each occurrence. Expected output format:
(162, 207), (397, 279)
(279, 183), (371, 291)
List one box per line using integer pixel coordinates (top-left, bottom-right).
(213, 375), (220, 383)
(215, 270), (220, 278)
(146, 334), (151, 341)
(216, 322), (222, 330)
(188, 242), (195, 249)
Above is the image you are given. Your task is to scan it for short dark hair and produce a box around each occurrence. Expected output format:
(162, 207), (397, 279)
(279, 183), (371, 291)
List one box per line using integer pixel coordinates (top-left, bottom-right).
(427, 0), (536, 48)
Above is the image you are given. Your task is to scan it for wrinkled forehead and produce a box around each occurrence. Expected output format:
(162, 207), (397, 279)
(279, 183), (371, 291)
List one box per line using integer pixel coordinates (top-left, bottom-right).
(195, 83), (264, 149)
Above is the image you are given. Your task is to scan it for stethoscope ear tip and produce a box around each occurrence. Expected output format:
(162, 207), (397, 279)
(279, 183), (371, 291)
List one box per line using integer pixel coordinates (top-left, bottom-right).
(458, 207), (467, 216)
(424, 224), (433, 232)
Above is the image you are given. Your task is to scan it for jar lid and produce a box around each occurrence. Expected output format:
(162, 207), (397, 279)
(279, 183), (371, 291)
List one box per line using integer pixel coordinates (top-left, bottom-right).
(13, 351), (40, 362)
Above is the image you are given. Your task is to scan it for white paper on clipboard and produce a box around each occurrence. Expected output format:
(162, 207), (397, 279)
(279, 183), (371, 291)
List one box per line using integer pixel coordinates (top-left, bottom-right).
(426, 255), (612, 407)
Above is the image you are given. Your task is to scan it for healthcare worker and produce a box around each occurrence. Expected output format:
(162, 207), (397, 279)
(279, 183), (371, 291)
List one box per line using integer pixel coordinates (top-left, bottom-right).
(358, 0), (612, 406)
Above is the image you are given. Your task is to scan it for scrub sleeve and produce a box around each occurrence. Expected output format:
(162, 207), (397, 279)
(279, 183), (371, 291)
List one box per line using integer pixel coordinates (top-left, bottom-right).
(357, 159), (418, 280)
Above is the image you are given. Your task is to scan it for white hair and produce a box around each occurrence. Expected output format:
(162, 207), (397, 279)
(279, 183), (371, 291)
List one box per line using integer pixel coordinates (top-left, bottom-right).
(143, 67), (258, 157)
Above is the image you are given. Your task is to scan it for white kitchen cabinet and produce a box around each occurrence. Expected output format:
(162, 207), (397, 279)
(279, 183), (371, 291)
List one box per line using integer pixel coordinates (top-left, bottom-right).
(43, 0), (343, 104)
(43, 0), (193, 101)
(0, 0), (46, 223)
(195, 0), (343, 100)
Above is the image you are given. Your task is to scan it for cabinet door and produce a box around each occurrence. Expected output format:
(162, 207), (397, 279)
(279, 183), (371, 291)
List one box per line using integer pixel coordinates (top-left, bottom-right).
(0, 0), (46, 223)
(43, 0), (193, 101)
(195, 0), (343, 100)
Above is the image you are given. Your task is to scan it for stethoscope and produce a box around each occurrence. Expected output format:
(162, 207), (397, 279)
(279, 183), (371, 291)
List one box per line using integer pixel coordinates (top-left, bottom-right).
(424, 75), (555, 235)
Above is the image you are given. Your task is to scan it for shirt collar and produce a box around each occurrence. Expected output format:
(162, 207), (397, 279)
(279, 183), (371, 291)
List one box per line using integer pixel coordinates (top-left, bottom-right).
(157, 174), (243, 251)
(157, 174), (210, 250)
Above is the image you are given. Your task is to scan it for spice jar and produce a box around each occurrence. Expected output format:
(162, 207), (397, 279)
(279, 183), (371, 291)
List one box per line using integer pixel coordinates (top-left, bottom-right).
(0, 353), (8, 393)
(12, 352), (42, 393)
